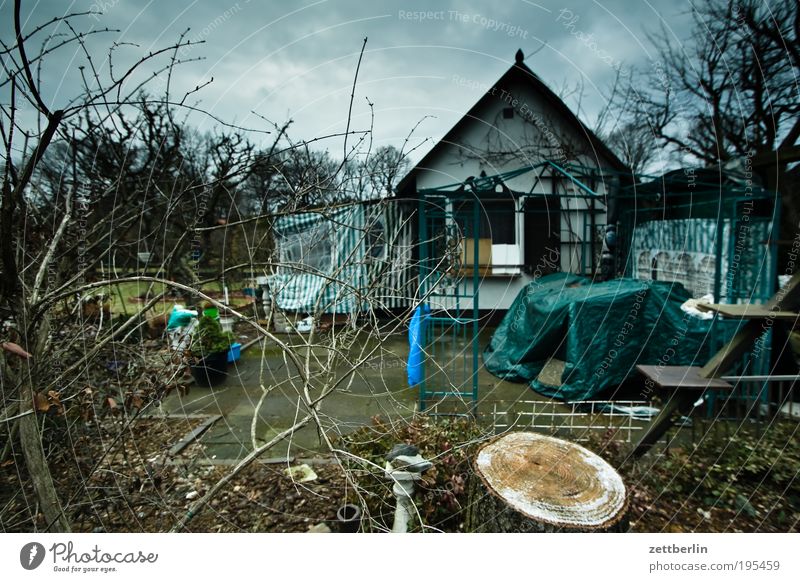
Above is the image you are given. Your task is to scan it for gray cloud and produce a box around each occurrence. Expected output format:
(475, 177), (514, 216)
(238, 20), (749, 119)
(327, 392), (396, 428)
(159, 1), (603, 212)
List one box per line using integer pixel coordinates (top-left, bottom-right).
(4, 0), (691, 160)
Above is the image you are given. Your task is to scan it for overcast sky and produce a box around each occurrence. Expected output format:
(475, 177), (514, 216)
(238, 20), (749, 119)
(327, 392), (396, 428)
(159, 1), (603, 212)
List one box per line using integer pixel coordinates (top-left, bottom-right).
(4, 0), (694, 162)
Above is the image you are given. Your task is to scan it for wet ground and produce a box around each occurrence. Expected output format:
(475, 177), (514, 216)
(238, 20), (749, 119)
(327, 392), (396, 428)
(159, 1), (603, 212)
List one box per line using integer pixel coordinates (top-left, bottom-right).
(160, 331), (535, 460)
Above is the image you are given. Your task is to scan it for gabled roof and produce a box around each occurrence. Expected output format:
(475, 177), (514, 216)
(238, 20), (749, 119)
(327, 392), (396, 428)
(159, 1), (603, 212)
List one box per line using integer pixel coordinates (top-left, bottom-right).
(397, 50), (629, 195)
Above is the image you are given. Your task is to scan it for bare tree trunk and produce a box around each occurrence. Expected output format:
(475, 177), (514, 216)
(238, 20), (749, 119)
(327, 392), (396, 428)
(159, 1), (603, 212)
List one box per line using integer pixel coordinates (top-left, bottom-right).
(467, 432), (628, 533)
(0, 406), (19, 463)
(15, 316), (71, 532)
(18, 403), (71, 532)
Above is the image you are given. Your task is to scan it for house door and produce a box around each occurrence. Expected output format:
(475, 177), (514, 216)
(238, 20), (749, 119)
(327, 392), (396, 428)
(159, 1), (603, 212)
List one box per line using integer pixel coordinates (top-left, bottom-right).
(523, 196), (561, 277)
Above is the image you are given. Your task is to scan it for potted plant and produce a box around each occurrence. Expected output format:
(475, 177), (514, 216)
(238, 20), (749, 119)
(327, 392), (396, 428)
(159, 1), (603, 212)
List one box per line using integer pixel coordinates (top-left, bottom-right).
(189, 314), (234, 387)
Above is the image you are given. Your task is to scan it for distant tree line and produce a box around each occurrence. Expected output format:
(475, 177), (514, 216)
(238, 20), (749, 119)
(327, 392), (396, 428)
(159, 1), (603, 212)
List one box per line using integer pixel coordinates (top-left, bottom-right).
(29, 97), (409, 278)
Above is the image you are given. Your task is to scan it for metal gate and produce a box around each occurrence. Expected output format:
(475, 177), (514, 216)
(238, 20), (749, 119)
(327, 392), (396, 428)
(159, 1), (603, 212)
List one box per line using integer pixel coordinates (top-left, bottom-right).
(417, 193), (481, 415)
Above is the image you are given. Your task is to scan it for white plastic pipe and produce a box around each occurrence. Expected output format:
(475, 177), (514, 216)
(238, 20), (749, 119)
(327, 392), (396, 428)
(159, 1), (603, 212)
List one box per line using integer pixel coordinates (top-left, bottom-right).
(391, 477), (417, 533)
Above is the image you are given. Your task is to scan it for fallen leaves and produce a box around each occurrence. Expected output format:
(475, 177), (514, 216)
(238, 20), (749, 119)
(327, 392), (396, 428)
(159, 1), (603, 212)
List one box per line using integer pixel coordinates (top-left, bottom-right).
(124, 392), (145, 411)
(33, 392), (50, 414)
(1, 342), (32, 359)
(33, 390), (64, 415)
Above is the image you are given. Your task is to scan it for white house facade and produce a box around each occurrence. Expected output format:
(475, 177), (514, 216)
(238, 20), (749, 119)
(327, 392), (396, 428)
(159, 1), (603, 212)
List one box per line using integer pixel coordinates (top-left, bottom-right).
(397, 49), (629, 312)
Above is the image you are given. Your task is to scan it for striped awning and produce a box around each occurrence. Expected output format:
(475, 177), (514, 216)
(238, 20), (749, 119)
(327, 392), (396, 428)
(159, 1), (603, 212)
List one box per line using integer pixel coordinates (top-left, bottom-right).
(267, 202), (414, 313)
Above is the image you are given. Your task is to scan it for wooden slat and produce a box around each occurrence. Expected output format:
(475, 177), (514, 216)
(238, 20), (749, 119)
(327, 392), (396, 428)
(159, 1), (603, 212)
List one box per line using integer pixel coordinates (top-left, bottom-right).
(764, 270), (800, 311)
(636, 365), (733, 391)
(700, 271), (800, 378)
(699, 319), (763, 378)
(632, 366), (732, 457)
(168, 414), (222, 456)
(696, 302), (798, 321)
(631, 392), (694, 456)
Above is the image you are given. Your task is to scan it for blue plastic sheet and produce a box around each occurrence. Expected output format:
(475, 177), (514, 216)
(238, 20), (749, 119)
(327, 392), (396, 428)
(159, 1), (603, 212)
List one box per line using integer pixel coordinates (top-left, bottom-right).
(407, 304), (429, 386)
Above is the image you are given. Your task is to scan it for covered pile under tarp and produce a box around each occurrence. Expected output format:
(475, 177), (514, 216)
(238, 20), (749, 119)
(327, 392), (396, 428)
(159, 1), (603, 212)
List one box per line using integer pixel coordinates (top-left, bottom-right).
(483, 273), (715, 401)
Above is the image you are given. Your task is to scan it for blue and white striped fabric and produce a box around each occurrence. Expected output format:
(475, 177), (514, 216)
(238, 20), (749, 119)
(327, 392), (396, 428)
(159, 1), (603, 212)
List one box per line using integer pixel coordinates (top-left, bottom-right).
(629, 217), (773, 302)
(268, 201), (415, 313)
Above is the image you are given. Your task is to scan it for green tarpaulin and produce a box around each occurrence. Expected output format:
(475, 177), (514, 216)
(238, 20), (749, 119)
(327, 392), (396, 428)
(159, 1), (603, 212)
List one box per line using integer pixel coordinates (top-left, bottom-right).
(483, 273), (715, 400)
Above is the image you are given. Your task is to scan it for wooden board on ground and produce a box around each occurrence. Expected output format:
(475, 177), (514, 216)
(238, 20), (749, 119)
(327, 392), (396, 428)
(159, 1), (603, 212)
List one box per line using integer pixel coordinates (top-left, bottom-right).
(468, 432), (628, 532)
(536, 357), (565, 388)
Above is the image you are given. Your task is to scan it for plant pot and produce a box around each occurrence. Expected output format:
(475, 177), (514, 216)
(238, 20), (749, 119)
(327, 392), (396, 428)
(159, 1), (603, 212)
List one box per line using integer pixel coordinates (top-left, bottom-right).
(227, 343), (241, 363)
(336, 503), (362, 533)
(190, 350), (229, 387)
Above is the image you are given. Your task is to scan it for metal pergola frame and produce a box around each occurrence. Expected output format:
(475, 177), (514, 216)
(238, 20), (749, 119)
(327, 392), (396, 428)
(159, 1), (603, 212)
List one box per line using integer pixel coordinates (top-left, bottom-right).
(414, 161), (617, 414)
(415, 160), (617, 199)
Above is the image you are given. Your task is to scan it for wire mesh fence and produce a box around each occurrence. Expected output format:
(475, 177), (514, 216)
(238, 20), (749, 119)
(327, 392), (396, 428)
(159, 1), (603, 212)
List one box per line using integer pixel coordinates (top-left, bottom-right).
(489, 377), (798, 447)
(489, 400), (655, 443)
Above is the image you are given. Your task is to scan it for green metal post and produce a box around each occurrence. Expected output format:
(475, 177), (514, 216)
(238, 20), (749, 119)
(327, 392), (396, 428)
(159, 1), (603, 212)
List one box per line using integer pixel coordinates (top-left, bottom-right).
(472, 192), (480, 415)
(418, 194), (428, 412)
(713, 199), (724, 305)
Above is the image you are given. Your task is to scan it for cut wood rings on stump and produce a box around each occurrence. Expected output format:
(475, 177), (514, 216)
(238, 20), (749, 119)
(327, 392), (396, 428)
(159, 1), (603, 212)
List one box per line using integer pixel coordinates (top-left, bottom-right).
(470, 432), (628, 532)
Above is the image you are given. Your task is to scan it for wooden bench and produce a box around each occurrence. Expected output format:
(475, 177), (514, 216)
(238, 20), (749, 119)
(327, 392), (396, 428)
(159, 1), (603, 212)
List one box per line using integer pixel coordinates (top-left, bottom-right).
(631, 272), (800, 457)
(632, 365), (732, 455)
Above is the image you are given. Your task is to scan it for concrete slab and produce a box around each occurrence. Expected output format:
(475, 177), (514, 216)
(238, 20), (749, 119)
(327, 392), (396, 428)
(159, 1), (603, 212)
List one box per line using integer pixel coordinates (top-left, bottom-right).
(161, 331), (541, 460)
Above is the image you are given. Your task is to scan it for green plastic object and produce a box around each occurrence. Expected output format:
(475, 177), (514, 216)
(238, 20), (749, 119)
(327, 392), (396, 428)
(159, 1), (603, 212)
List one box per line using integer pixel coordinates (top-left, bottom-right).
(202, 307), (219, 319)
(166, 306), (197, 330)
(483, 273), (715, 401)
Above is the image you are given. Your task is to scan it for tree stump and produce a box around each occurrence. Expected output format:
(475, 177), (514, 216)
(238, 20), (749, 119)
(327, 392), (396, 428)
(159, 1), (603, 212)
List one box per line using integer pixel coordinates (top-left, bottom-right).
(468, 432), (628, 532)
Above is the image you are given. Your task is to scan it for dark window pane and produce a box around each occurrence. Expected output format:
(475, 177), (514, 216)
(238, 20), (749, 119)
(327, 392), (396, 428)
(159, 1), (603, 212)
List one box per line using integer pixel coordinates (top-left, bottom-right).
(455, 198), (515, 244)
(483, 200), (515, 244)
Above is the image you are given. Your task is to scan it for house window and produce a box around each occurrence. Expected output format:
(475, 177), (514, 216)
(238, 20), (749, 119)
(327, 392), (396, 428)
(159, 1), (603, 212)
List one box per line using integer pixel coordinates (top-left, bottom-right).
(454, 199), (516, 242)
(482, 200), (515, 244)
(502, 107), (514, 119)
(454, 197), (520, 275)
